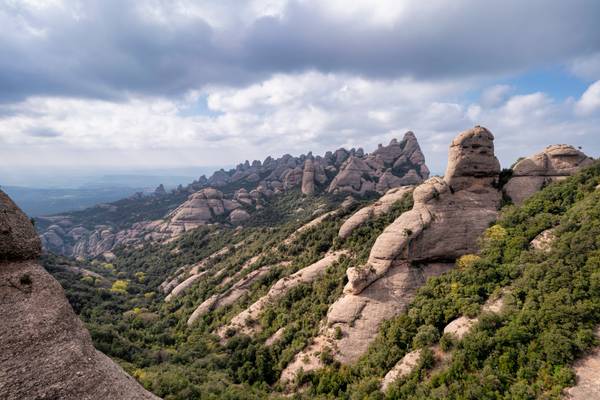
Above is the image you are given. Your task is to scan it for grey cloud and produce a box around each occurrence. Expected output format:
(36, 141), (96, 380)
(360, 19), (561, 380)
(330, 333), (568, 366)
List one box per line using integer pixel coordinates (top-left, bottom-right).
(1, 0), (600, 103)
(25, 127), (62, 138)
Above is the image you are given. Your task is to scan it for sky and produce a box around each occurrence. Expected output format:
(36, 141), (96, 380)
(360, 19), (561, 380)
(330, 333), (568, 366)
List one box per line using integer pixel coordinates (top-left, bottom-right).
(1, 0), (599, 184)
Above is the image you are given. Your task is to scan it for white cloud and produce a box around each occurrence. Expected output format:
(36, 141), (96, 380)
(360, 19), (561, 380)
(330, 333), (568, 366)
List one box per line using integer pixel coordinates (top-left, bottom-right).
(576, 80), (600, 115)
(1, 71), (598, 178)
(480, 85), (512, 107)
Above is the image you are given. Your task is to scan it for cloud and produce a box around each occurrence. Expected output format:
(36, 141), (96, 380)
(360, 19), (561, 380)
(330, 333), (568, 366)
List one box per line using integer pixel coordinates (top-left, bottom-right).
(576, 80), (600, 115)
(25, 126), (62, 138)
(0, 71), (598, 175)
(480, 85), (512, 108)
(569, 52), (600, 81)
(1, 0), (600, 102)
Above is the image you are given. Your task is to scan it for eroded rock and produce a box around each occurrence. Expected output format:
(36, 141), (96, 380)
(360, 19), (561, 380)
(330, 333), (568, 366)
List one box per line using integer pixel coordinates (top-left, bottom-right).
(338, 186), (414, 239)
(0, 191), (159, 400)
(505, 144), (594, 205)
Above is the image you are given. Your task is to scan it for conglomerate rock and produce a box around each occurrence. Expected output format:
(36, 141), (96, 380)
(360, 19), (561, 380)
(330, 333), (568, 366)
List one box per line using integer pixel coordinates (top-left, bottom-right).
(0, 190), (159, 400)
(504, 144), (594, 205)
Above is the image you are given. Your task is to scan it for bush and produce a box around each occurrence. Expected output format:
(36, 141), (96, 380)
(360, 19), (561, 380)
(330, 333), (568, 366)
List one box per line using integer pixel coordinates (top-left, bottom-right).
(412, 325), (440, 348)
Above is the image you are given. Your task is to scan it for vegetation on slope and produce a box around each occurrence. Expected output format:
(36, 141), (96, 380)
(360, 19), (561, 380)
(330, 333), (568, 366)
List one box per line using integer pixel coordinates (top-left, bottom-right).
(43, 162), (600, 399)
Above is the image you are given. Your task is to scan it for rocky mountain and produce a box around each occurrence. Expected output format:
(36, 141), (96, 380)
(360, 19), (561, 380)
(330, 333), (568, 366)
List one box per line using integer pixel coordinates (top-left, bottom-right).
(0, 190), (159, 400)
(7, 125), (599, 399)
(37, 132), (428, 259)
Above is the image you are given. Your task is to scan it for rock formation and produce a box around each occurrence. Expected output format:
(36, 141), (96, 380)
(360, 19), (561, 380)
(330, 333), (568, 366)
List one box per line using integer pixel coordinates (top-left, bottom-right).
(38, 133), (429, 259)
(338, 186), (414, 239)
(380, 349), (422, 392)
(280, 126), (503, 379)
(328, 132), (429, 195)
(301, 158), (316, 195)
(504, 144), (594, 205)
(0, 190), (159, 400)
(346, 126), (501, 294)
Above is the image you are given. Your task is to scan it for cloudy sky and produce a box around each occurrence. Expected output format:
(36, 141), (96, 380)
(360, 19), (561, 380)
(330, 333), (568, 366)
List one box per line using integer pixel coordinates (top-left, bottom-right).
(1, 0), (599, 182)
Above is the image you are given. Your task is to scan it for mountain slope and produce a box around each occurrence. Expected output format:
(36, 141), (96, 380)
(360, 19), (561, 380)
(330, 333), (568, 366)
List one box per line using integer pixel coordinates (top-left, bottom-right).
(31, 126), (598, 399)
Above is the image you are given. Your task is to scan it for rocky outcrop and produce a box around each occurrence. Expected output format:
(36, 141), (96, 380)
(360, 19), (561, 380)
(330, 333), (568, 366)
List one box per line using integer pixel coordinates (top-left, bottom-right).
(40, 188), (259, 259)
(505, 145), (594, 205)
(165, 188), (239, 233)
(0, 190), (41, 260)
(328, 132), (429, 195)
(443, 316), (477, 340)
(164, 271), (209, 302)
(380, 349), (422, 392)
(284, 197), (356, 245)
(301, 158), (316, 195)
(530, 228), (557, 252)
(187, 265), (273, 325)
(0, 190), (159, 400)
(346, 126), (501, 294)
(280, 127), (503, 380)
(380, 289), (507, 392)
(280, 262), (454, 381)
(338, 186), (414, 239)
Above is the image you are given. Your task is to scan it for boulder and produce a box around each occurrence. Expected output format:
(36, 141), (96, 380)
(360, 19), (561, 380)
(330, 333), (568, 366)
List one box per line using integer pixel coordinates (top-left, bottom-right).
(229, 209), (250, 224)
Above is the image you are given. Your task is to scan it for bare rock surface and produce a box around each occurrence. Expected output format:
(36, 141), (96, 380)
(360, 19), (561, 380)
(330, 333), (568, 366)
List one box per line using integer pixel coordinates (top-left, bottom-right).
(334, 262), (454, 364)
(281, 262), (453, 381)
(338, 186), (414, 239)
(505, 145), (594, 205)
(0, 191), (159, 400)
(164, 271), (208, 302)
(1, 190), (41, 260)
(380, 349), (422, 392)
(530, 228), (557, 252)
(301, 158), (316, 195)
(443, 316), (477, 340)
(565, 327), (600, 399)
(265, 327), (286, 347)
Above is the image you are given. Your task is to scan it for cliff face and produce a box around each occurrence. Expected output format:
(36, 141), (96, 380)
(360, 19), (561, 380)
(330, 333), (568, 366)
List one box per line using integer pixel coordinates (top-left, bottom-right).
(0, 190), (160, 400)
(38, 133), (429, 258)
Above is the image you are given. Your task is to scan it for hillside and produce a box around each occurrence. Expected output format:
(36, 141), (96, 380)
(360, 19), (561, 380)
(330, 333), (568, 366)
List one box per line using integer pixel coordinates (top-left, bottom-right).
(28, 126), (599, 399)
